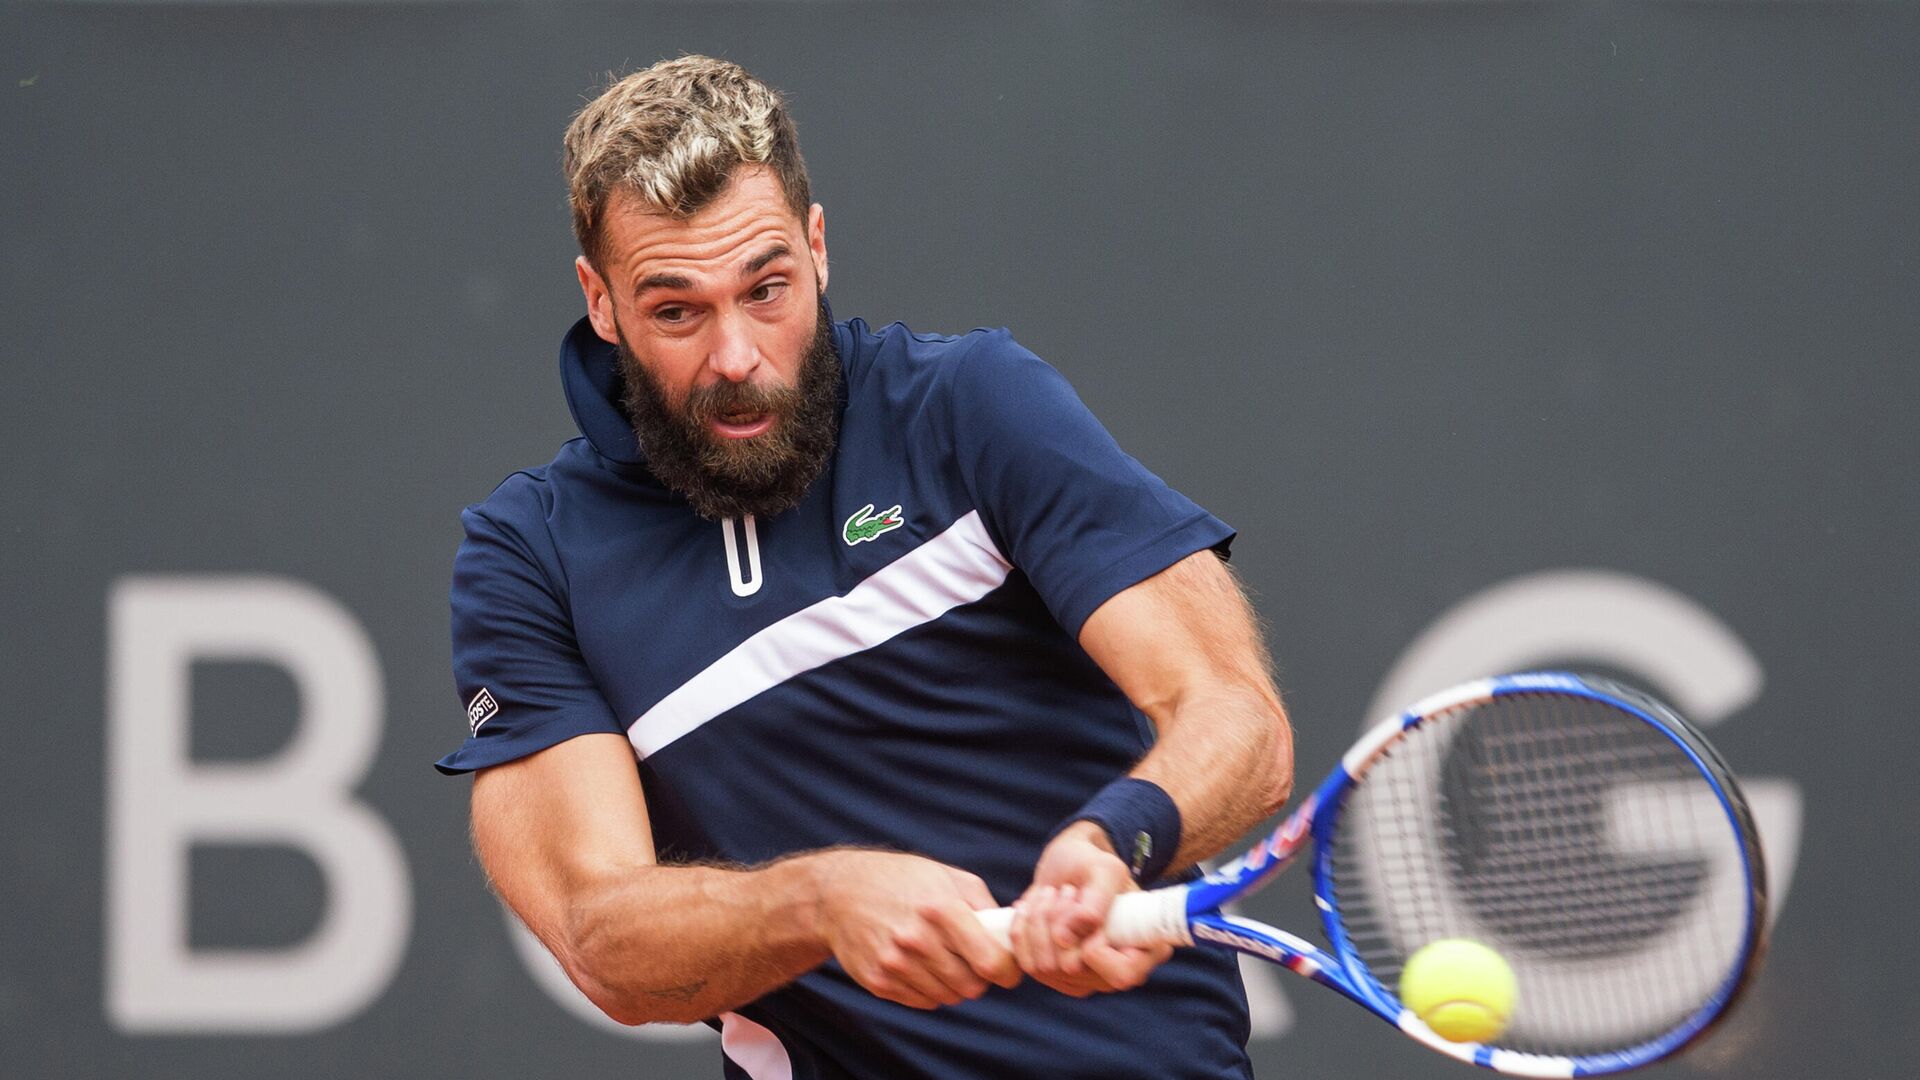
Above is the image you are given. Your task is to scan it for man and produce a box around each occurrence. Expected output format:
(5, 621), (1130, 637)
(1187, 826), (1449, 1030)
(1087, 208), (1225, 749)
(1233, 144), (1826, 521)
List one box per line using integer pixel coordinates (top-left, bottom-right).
(438, 56), (1294, 1078)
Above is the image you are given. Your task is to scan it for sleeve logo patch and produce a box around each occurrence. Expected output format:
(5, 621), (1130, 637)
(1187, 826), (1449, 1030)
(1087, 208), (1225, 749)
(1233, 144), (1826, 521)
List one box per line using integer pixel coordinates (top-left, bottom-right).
(466, 688), (500, 734)
(843, 503), (905, 546)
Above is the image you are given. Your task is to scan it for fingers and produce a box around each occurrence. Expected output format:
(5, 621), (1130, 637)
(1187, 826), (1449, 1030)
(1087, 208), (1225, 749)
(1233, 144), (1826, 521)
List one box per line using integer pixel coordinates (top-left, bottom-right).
(924, 898), (1021, 991)
(1013, 885), (1175, 998)
(873, 886), (1020, 1009)
(1051, 885), (1090, 976)
(1053, 879), (1112, 948)
(1015, 885), (1102, 995)
(1026, 824), (1133, 954)
(940, 869), (1022, 988)
(1079, 933), (1171, 993)
(1012, 886), (1061, 984)
(822, 854), (1027, 1010)
(1034, 882), (1113, 978)
(890, 921), (989, 1006)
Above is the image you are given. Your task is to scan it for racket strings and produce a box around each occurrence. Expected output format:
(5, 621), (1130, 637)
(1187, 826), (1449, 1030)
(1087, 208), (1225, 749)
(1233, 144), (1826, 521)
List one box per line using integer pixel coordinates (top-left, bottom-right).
(1327, 692), (1749, 1057)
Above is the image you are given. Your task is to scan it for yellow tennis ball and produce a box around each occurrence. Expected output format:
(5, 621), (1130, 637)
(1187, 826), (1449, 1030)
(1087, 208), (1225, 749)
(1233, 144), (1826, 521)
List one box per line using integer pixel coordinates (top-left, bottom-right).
(1398, 939), (1517, 1044)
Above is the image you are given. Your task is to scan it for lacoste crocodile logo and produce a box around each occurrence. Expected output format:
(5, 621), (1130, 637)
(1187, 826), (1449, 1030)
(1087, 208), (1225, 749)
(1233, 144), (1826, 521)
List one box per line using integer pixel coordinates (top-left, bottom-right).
(843, 503), (905, 546)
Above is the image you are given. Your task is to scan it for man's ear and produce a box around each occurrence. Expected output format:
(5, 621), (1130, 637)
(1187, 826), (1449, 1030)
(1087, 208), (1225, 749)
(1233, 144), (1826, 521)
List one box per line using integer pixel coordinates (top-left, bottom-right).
(807, 204), (829, 294)
(576, 256), (621, 345)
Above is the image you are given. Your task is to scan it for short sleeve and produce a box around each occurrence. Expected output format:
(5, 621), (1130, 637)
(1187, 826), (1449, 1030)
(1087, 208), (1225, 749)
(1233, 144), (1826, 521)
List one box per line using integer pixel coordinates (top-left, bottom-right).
(434, 491), (625, 775)
(950, 332), (1234, 636)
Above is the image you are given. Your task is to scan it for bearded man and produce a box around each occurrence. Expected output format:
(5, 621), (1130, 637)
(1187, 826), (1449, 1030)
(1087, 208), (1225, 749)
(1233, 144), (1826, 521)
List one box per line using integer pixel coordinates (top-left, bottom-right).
(438, 55), (1293, 1079)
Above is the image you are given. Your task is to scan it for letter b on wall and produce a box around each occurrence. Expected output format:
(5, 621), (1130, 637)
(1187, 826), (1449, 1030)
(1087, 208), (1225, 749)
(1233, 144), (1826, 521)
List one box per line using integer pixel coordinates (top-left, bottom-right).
(106, 577), (411, 1032)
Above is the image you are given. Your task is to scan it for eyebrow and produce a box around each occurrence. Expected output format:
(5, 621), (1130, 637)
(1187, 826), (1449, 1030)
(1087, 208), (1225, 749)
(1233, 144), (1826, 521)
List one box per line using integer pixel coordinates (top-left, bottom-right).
(743, 244), (793, 276)
(631, 245), (795, 301)
(633, 271), (692, 299)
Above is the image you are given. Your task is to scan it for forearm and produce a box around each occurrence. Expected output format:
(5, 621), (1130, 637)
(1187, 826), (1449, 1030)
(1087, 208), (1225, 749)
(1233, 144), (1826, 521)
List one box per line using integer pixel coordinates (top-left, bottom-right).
(476, 737), (1010, 1022)
(1130, 680), (1293, 866)
(559, 854), (831, 1025)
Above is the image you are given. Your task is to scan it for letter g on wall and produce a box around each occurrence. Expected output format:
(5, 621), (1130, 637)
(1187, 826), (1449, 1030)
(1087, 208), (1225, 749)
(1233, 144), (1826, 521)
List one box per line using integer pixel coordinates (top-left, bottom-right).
(1363, 568), (1801, 925)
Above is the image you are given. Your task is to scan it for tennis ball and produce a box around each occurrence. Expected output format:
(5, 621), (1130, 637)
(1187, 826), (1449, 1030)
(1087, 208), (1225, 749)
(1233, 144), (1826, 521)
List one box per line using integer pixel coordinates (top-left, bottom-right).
(1398, 939), (1517, 1044)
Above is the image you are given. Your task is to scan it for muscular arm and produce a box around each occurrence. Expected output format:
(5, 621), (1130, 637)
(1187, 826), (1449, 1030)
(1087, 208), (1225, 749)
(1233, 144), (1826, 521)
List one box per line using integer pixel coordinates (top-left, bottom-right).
(472, 733), (1017, 1025)
(1079, 547), (1295, 861)
(1011, 549), (1293, 993)
(472, 734), (822, 1023)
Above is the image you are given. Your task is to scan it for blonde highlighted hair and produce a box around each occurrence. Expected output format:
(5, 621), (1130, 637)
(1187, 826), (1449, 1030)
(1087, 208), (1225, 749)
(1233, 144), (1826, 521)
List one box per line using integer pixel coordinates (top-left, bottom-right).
(563, 56), (812, 267)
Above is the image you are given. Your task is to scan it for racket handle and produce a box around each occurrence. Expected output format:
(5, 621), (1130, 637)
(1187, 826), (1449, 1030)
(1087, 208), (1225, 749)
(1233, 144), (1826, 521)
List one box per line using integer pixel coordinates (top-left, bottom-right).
(974, 888), (1191, 950)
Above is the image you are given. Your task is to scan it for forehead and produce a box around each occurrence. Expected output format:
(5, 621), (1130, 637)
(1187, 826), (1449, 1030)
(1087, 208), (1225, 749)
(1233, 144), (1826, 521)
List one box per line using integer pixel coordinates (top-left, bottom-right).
(600, 166), (806, 289)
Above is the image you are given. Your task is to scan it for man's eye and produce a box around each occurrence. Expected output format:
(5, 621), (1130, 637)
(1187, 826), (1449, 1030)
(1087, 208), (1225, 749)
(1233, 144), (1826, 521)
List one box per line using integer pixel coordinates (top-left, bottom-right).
(750, 282), (787, 303)
(655, 306), (689, 323)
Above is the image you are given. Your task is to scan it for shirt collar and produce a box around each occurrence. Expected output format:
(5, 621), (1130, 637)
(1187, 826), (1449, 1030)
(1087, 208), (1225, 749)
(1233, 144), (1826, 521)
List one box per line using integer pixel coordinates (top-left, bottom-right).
(558, 316), (647, 465)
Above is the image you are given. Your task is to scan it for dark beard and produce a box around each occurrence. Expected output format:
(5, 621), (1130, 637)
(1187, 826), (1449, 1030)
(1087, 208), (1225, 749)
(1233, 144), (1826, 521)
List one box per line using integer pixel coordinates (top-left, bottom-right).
(616, 297), (841, 521)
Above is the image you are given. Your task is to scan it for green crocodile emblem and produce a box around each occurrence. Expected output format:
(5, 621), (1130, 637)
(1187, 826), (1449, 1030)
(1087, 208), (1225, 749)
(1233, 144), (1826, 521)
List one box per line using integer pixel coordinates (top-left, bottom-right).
(843, 503), (905, 546)
(1129, 831), (1153, 878)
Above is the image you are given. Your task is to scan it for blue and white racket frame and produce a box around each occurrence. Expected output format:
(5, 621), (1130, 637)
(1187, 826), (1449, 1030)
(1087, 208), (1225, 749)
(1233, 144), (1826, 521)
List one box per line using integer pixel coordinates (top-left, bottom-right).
(1106, 671), (1769, 1078)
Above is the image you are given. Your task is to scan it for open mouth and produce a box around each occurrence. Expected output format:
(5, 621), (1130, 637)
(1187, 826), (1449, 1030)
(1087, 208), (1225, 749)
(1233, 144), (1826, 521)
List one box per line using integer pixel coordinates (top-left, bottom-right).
(710, 411), (774, 439)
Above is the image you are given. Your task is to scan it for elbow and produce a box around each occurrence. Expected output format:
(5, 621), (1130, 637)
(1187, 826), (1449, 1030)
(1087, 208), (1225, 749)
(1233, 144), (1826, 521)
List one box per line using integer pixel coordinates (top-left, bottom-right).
(1258, 769), (1293, 820)
(573, 967), (668, 1027)
(562, 907), (705, 1027)
(569, 955), (706, 1028)
(579, 983), (658, 1028)
(1257, 701), (1295, 817)
(579, 980), (695, 1022)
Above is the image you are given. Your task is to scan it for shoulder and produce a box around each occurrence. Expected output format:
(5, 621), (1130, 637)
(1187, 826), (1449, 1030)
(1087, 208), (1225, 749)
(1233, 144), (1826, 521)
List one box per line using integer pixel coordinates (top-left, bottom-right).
(459, 438), (601, 558)
(467, 458), (553, 531)
(840, 316), (1035, 371)
(838, 317), (1059, 413)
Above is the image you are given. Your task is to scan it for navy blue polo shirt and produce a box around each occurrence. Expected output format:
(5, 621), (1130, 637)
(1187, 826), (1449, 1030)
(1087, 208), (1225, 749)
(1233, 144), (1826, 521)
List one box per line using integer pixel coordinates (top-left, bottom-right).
(439, 311), (1253, 1079)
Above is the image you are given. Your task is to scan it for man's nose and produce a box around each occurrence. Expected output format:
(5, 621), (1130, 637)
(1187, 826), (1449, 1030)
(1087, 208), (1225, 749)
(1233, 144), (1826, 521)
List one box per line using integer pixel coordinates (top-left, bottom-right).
(708, 313), (761, 382)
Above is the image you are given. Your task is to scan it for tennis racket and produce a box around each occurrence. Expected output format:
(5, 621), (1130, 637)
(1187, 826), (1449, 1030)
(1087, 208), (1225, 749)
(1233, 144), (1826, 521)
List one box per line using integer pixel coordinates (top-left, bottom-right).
(977, 671), (1768, 1077)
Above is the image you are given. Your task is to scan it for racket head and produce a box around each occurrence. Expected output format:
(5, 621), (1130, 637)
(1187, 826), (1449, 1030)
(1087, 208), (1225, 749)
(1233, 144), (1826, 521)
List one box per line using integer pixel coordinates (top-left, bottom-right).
(1310, 672), (1768, 1075)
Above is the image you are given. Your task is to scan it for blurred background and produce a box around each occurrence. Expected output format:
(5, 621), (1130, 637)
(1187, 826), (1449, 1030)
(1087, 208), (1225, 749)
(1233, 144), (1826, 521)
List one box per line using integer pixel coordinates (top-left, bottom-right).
(3, 1), (1915, 1076)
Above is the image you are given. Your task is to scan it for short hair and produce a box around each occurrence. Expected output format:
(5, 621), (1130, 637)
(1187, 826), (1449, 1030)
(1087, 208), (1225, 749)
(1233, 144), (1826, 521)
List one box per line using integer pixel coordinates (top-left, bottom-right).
(563, 56), (812, 269)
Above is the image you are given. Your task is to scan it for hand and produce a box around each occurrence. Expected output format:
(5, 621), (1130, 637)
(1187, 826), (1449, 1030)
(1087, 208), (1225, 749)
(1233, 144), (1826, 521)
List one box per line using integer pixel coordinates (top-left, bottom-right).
(1010, 822), (1173, 997)
(811, 850), (1021, 1009)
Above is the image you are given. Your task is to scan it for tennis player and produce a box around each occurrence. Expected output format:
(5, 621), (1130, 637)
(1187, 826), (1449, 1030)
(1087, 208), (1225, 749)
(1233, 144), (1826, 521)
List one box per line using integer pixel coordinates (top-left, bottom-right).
(437, 56), (1294, 1078)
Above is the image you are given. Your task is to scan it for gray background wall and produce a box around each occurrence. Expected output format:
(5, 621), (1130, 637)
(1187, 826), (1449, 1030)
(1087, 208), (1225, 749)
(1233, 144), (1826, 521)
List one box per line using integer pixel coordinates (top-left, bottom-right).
(3, 1), (1915, 1076)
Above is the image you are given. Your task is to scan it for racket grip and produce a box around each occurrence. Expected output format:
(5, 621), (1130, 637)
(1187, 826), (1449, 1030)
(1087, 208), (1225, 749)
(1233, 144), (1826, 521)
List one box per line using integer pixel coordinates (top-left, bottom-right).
(974, 889), (1191, 950)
